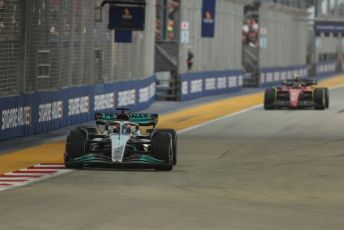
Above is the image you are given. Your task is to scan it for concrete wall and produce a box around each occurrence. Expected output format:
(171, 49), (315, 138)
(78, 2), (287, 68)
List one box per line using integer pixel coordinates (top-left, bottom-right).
(259, 3), (309, 68)
(178, 0), (243, 73)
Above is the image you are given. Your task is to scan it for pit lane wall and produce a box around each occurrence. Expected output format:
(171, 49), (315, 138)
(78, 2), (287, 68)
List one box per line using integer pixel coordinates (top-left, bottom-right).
(180, 62), (339, 101)
(316, 61), (337, 77)
(180, 70), (243, 101)
(260, 65), (308, 86)
(0, 76), (156, 141)
(260, 62), (338, 86)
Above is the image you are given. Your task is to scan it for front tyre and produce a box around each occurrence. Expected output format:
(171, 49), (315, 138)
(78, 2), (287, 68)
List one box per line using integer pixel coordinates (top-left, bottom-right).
(153, 129), (177, 165)
(152, 132), (173, 171)
(64, 129), (86, 169)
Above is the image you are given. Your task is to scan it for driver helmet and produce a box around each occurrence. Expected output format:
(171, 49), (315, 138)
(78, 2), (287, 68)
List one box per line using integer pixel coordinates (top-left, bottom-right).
(122, 123), (132, 134)
(293, 73), (301, 82)
(109, 123), (120, 133)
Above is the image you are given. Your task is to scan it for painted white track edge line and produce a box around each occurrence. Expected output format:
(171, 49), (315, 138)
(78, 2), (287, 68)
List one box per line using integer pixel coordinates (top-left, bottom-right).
(178, 104), (262, 134)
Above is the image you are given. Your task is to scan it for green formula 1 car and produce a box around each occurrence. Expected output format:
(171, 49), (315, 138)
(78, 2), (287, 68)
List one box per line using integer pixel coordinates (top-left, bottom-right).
(64, 108), (177, 171)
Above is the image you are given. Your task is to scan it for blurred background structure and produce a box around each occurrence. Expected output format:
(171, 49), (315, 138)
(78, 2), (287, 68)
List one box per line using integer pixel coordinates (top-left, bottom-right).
(0, 0), (155, 97)
(1, 0), (343, 97)
(0, 0), (343, 140)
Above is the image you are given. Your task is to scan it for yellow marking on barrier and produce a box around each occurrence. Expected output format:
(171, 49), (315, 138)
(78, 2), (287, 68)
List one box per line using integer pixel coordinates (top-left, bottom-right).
(1, 74), (344, 174)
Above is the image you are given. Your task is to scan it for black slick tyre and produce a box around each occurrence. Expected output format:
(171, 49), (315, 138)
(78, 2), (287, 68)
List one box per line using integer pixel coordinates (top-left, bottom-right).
(154, 129), (177, 165)
(152, 132), (173, 171)
(314, 88), (326, 110)
(325, 88), (329, 108)
(322, 88), (329, 108)
(264, 88), (276, 110)
(64, 129), (86, 169)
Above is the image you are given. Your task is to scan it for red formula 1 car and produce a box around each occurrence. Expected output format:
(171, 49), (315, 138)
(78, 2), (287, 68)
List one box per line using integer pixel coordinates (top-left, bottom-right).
(264, 78), (329, 110)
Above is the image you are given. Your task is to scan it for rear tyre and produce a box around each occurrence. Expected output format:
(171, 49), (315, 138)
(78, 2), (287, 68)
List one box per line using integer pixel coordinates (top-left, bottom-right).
(154, 129), (177, 165)
(264, 88), (276, 110)
(314, 88), (326, 110)
(64, 129), (86, 169)
(152, 132), (173, 171)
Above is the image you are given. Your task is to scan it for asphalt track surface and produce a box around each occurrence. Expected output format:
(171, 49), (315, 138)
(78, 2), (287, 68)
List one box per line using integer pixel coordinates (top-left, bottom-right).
(0, 87), (344, 229)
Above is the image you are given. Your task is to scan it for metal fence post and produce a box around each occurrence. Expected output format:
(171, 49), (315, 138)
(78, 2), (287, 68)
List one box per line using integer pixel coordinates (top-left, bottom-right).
(22, 0), (29, 94)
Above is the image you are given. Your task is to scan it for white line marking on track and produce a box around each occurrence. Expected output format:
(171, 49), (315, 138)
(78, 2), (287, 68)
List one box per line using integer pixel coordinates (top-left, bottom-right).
(0, 164), (73, 192)
(178, 104), (262, 134)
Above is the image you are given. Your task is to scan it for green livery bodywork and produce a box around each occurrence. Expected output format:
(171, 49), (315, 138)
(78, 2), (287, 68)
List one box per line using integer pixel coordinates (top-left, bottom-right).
(95, 112), (158, 126)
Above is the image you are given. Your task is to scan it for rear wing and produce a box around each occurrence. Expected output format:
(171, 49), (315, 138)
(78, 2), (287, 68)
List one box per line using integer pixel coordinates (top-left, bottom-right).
(283, 78), (317, 87)
(95, 112), (158, 127)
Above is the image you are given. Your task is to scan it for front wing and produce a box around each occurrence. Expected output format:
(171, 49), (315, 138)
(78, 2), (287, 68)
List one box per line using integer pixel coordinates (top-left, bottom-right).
(66, 153), (168, 168)
(272, 100), (316, 108)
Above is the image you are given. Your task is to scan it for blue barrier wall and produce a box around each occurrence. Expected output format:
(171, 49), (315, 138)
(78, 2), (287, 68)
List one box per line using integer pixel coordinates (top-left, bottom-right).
(316, 61), (337, 77)
(179, 64), (339, 102)
(260, 62), (341, 86)
(180, 70), (243, 101)
(0, 76), (156, 141)
(260, 65), (308, 86)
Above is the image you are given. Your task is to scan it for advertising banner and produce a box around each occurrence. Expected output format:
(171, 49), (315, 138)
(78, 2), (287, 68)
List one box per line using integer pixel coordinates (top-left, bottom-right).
(180, 70), (242, 101)
(201, 0), (216, 38)
(115, 30), (133, 43)
(109, 5), (145, 31)
(0, 76), (156, 141)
